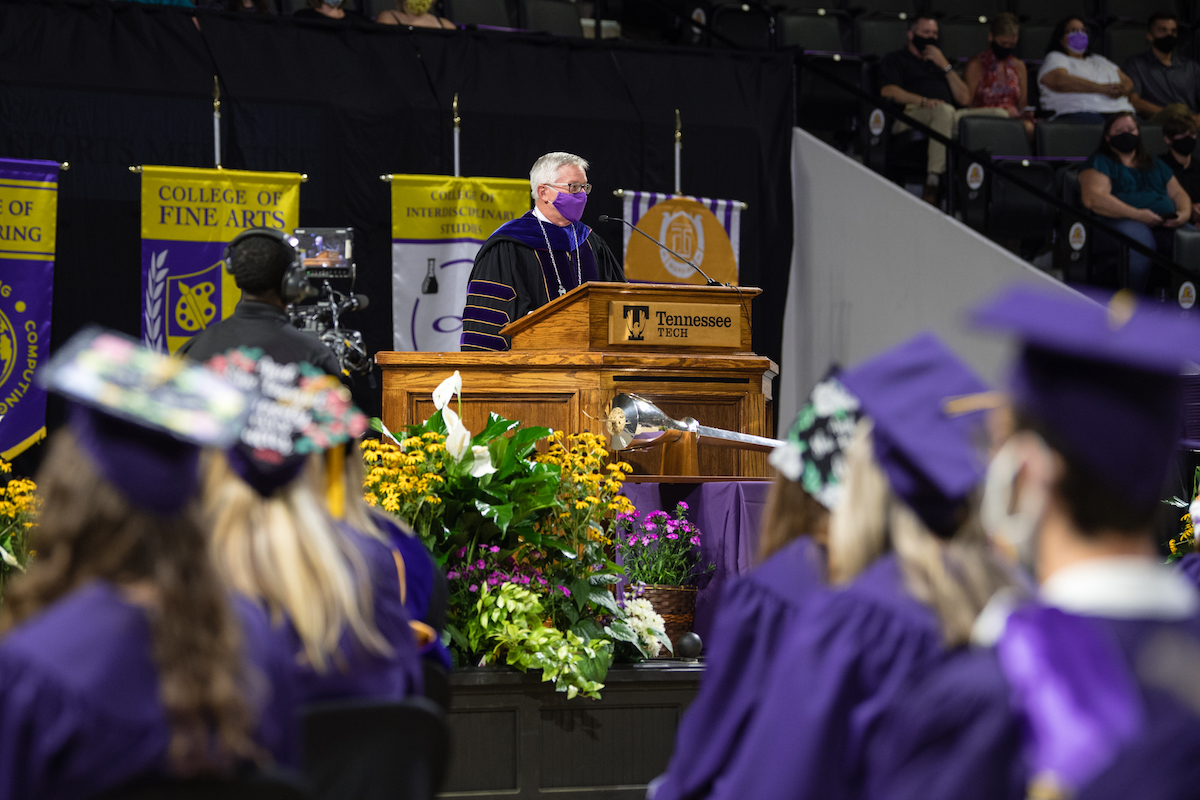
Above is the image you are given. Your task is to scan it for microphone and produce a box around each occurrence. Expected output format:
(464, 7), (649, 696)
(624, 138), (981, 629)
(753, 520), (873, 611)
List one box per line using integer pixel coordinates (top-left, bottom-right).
(598, 215), (722, 286)
(351, 293), (369, 311)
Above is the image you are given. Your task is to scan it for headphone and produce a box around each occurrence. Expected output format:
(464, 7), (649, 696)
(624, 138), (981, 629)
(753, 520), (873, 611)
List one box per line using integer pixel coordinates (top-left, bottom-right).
(223, 227), (316, 305)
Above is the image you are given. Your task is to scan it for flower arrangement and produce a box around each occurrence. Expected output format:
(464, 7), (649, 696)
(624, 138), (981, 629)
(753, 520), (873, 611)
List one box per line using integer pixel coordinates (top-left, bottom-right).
(617, 502), (711, 586)
(0, 459), (39, 598)
(1164, 468), (1198, 562)
(363, 373), (671, 697)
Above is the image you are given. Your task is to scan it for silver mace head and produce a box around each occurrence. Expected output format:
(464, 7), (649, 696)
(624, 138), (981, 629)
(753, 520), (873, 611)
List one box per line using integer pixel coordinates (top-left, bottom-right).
(604, 393), (695, 450)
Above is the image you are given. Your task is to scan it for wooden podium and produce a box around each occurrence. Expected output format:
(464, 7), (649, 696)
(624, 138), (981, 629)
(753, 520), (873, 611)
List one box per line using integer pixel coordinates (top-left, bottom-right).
(376, 282), (778, 478)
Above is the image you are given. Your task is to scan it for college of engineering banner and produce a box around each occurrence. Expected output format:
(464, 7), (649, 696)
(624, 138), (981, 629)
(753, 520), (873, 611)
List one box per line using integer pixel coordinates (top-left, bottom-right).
(620, 190), (744, 285)
(0, 159), (58, 459)
(140, 166), (302, 354)
(391, 175), (530, 351)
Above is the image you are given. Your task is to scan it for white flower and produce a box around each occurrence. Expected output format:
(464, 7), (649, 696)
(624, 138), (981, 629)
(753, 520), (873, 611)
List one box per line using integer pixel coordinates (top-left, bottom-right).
(432, 370), (462, 411)
(442, 406), (471, 463)
(769, 442), (803, 482)
(468, 445), (497, 478)
(811, 379), (859, 417)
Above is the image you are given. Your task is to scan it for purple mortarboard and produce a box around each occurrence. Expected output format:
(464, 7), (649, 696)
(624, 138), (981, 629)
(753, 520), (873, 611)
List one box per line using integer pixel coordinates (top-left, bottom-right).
(972, 285), (1200, 509)
(839, 332), (992, 537)
(204, 348), (368, 497)
(36, 327), (251, 514)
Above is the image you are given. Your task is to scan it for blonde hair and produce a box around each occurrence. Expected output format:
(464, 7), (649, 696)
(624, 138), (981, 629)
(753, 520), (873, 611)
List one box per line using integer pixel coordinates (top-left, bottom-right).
(828, 420), (1012, 647)
(756, 475), (830, 566)
(202, 452), (390, 672)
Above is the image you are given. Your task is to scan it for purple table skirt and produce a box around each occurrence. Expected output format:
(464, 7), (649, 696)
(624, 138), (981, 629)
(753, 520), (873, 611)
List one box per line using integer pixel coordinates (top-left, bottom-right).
(620, 481), (771, 641)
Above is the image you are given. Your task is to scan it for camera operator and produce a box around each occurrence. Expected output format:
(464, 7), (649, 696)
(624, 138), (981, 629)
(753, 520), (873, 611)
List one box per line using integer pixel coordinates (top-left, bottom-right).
(178, 228), (342, 377)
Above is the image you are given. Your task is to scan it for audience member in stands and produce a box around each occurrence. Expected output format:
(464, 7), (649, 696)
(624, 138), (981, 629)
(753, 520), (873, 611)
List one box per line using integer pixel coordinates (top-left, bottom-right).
(1124, 13), (1200, 126)
(965, 13), (1033, 142)
(699, 333), (1018, 800)
(1080, 111), (1190, 293)
(1159, 115), (1200, 222)
(869, 285), (1200, 800)
(1039, 17), (1134, 123)
(650, 369), (861, 800)
(377, 0), (454, 28)
(294, 0), (363, 21)
(202, 353), (422, 705)
(879, 15), (1009, 205)
(0, 331), (297, 798)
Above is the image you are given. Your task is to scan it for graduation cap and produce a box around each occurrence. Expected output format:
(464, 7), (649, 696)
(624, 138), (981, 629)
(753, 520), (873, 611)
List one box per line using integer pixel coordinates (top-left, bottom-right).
(972, 285), (1200, 509)
(37, 327), (251, 515)
(204, 348), (368, 503)
(769, 366), (863, 510)
(839, 332), (993, 537)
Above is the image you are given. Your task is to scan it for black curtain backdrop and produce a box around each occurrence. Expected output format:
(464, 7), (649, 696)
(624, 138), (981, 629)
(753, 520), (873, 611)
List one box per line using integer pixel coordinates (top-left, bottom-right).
(0, 0), (794, 457)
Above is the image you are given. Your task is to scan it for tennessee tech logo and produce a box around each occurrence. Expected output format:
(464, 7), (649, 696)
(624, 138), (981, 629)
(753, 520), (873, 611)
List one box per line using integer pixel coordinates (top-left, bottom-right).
(623, 305), (650, 341)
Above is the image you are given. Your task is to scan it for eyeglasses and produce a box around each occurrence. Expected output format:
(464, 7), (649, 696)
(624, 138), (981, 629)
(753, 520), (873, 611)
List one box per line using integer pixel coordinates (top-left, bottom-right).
(545, 182), (592, 195)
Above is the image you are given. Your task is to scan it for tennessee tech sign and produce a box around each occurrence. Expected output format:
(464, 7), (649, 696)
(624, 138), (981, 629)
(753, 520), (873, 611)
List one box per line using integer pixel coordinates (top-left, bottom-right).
(608, 301), (741, 347)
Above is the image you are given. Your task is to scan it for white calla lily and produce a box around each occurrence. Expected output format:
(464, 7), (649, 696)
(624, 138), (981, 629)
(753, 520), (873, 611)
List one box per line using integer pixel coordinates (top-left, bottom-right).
(432, 370), (462, 411)
(468, 445), (497, 478)
(442, 406), (472, 462)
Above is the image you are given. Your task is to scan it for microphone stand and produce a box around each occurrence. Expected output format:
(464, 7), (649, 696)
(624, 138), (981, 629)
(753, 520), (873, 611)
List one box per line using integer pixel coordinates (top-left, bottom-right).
(598, 215), (722, 286)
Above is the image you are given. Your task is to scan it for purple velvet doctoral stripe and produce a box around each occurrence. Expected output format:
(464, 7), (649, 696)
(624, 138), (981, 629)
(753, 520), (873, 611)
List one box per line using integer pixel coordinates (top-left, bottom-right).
(460, 331), (507, 351)
(619, 481), (770, 639)
(466, 279), (516, 302)
(996, 606), (1145, 792)
(463, 306), (509, 328)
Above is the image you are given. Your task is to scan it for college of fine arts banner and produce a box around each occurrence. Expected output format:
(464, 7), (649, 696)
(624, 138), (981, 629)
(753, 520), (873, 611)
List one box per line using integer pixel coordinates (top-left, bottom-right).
(620, 190), (743, 285)
(140, 166), (302, 354)
(390, 175), (530, 352)
(0, 158), (58, 459)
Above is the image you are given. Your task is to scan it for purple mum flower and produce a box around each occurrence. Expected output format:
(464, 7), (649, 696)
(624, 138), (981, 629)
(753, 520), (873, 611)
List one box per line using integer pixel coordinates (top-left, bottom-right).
(489, 545), (500, 553)
(468, 584), (478, 592)
(678, 501), (689, 511)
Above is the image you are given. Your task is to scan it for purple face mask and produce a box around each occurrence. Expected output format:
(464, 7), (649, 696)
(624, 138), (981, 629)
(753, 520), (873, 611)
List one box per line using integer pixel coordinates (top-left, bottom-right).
(551, 188), (587, 223)
(1066, 30), (1088, 53)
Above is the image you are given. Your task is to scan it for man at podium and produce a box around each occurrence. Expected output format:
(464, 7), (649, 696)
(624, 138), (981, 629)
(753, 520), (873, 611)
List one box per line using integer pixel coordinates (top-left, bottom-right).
(459, 152), (624, 351)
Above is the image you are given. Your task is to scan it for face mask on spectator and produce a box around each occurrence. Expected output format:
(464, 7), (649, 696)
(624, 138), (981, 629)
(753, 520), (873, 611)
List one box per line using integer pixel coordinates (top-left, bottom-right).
(1109, 132), (1140, 154)
(1066, 31), (1088, 53)
(911, 35), (938, 53)
(1153, 34), (1179, 53)
(990, 41), (1014, 59)
(1172, 135), (1197, 156)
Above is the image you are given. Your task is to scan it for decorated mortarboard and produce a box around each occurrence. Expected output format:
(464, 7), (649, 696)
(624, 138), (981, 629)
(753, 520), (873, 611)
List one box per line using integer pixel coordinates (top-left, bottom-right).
(769, 367), (863, 510)
(204, 348), (368, 500)
(972, 285), (1200, 508)
(36, 327), (251, 514)
(838, 332), (992, 538)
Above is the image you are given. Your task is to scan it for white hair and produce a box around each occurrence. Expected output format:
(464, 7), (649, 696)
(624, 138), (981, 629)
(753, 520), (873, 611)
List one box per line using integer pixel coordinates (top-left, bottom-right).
(530, 152), (590, 199)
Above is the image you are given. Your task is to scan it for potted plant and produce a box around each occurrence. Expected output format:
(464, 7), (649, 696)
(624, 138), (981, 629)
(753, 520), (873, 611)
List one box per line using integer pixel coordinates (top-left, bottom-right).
(0, 459), (38, 601)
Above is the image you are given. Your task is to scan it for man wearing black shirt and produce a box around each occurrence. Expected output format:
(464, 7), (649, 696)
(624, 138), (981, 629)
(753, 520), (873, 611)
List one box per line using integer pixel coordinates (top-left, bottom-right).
(178, 229), (342, 377)
(1159, 115), (1200, 224)
(880, 15), (1008, 204)
(1124, 13), (1200, 126)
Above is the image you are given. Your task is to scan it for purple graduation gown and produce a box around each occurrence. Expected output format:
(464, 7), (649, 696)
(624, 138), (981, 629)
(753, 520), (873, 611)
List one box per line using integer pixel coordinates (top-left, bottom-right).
(654, 536), (825, 800)
(867, 607), (1200, 800)
(286, 528), (423, 703)
(1176, 552), (1200, 589)
(708, 553), (946, 800)
(0, 580), (299, 800)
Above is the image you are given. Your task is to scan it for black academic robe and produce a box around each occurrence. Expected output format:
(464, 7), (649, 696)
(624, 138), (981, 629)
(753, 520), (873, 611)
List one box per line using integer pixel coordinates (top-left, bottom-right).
(459, 212), (624, 351)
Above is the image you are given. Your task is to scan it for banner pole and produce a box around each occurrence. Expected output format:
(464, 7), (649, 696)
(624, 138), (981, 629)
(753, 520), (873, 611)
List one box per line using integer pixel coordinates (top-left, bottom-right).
(213, 77), (222, 169)
(453, 93), (461, 178)
(674, 108), (682, 196)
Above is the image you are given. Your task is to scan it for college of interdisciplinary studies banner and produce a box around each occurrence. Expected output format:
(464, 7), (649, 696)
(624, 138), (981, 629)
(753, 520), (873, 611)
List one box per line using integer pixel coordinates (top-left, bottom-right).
(390, 175), (531, 352)
(140, 166), (301, 354)
(0, 158), (58, 460)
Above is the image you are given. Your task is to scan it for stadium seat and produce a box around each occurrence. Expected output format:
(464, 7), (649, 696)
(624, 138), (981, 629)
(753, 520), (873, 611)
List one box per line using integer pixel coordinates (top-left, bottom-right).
(1099, 0), (1173, 22)
(938, 19), (990, 61)
(779, 10), (846, 50)
(957, 117), (1055, 242)
(710, 3), (776, 49)
(1015, 22), (1055, 60)
(854, 14), (908, 56)
(303, 698), (450, 800)
(838, 0), (916, 16)
(1104, 22), (1151, 65)
(1012, 0), (1087, 23)
(105, 772), (310, 800)
(445, 0), (513, 27)
(1174, 227), (1200, 281)
(523, 0), (583, 35)
(926, 0), (1001, 22)
(1142, 124), (1167, 156)
(1038, 122), (1104, 158)
(798, 53), (866, 134)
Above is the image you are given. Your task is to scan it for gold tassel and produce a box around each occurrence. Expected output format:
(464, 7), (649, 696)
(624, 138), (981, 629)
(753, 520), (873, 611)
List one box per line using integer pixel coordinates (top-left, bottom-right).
(326, 447), (346, 520)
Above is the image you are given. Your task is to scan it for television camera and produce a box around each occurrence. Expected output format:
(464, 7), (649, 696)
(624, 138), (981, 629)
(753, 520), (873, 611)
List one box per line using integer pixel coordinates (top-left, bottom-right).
(286, 228), (372, 376)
